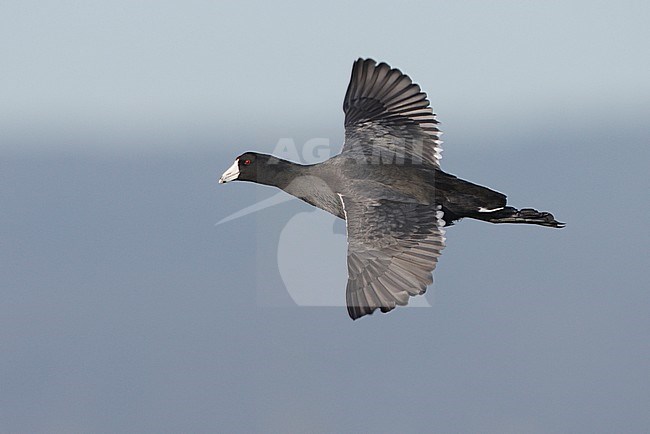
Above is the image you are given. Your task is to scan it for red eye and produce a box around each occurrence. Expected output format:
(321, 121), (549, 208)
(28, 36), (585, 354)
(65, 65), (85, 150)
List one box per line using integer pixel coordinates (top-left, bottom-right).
(243, 159), (252, 166)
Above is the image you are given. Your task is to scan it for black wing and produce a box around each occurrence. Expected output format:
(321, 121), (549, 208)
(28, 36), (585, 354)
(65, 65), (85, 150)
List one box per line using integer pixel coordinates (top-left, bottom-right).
(338, 194), (446, 320)
(342, 58), (442, 167)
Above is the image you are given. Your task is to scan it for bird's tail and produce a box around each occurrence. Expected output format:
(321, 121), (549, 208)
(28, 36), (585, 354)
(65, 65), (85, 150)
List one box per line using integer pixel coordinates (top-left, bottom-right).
(476, 206), (565, 228)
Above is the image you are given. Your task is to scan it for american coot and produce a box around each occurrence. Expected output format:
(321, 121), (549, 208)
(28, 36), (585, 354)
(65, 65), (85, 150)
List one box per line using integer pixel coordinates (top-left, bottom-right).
(219, 58), (564, 320)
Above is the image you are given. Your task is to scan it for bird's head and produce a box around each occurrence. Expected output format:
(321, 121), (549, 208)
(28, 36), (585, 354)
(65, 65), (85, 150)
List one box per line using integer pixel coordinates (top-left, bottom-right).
(219, 152), (284, 184)
(218, 152), (262, 184)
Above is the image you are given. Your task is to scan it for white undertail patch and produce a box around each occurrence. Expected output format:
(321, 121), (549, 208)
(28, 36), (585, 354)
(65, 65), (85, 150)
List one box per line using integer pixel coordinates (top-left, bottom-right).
(478, 206), (504, 213)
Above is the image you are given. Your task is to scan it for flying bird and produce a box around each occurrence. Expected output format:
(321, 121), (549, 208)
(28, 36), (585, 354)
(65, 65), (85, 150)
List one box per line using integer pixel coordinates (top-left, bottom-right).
(219, 58), (564, 320)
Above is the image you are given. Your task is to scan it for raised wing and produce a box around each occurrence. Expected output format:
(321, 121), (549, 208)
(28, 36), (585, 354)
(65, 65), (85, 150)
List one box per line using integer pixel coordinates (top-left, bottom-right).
(338, 194), (446, 320)
(342, 58), (443, 167)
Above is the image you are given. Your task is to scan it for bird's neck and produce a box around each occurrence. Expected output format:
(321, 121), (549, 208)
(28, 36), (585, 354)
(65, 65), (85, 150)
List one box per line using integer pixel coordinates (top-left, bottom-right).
(258, 158), (342, 217)
(255, 157), (309, 190)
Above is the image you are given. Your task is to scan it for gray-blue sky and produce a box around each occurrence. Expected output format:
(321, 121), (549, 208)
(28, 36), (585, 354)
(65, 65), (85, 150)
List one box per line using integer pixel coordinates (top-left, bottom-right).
(2, 1), (649, 433)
